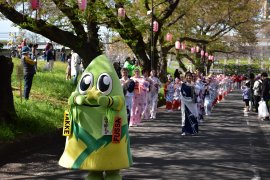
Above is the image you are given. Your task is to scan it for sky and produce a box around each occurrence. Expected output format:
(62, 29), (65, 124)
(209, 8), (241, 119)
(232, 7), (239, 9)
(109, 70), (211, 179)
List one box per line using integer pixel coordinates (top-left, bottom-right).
(0, 20), (19, 33)
(0, 20), (19, 41)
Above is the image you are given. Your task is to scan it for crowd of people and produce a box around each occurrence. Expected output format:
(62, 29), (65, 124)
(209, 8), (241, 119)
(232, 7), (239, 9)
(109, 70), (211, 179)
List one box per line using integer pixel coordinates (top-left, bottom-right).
(117, 57), (236, 136)
(161, 70), (233, 136)
(18, 39), (270, 133)
(240, 72), (270, 121)
(119, 57), (162, 127)
(19, 38), (85, 100)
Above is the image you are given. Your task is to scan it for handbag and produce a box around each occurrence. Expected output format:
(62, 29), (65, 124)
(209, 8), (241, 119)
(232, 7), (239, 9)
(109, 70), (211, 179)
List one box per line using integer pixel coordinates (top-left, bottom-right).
(258, 100), (269, 118)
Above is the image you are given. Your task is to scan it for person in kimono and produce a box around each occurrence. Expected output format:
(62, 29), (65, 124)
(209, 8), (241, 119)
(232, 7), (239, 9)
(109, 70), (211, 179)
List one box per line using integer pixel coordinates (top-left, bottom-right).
(180, 72), (199, 136)
(149, 70), (162, 119)
(130, 68), (144, 126)
(164, 74), (175, 112)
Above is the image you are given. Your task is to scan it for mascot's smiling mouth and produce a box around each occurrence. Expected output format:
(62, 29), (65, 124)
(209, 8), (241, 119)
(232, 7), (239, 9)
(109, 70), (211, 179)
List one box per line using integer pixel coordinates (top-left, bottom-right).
(82, 103), (100, 107)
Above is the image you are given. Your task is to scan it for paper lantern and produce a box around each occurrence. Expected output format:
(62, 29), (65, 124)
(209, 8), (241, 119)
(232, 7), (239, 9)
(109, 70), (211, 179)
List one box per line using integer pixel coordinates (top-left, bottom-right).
(191, 47), (195, 53)
(30, 0), (40, 10)
(196, 46), (200, 52)
(181, 42), (186, 50)
(205, 52), (209, 57)
(153, 21), (159, 32)
(200, 50), (204, 57)
(118, 8), (125, 17)
(78, 0), (87, 11)
(208, 55), (214, 61)
(166, 33), (173, 41)
(175, 40), (181, 50)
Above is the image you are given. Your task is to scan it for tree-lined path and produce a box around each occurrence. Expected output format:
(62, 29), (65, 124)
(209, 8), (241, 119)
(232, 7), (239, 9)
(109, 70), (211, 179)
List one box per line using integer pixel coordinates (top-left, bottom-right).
(0, 90), (270, 179)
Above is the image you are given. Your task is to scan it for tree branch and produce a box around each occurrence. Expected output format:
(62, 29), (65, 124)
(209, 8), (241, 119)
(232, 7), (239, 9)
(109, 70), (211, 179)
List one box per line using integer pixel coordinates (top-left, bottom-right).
(0, 2), (79, 48)
(101, 2), (149, 61)
(166, 12), (185, 27)
(51, 0), (87, 39)
(160, 0), (180, 22)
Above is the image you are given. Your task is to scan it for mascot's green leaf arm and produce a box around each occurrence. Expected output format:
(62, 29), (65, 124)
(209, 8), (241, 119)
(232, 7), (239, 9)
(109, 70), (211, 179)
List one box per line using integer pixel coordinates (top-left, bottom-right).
(59, 55), (132, 179)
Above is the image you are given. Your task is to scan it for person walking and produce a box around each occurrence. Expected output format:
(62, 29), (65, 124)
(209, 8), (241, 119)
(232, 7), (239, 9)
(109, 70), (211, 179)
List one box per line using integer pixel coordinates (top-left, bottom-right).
(45, 43), (54, 71)
(70, 50), (81, 85)
(21, 46), (36, 100)
(65, 53), (72, 80)
(253, 75), (262, 113)
(130, 68), (144, 126)
(164, 74), (174, 112)
(60, 46), (66, 62)
(120, 68), (135, 126)
(249, 73), (255, 111)
(180, 72), (199, 136)
(141, 69), (151, 120)
(149, 70), (162, 119)
(261, 72), (270, 120)
(172, 77), (181, 111)
(241, 80), (251, 112)
(31, 44), (38, 72)
(20, 38), (27, 48)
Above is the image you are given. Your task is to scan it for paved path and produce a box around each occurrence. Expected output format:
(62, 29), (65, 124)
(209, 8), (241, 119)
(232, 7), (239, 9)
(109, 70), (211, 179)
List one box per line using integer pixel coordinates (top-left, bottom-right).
(0, 90), (270, 179)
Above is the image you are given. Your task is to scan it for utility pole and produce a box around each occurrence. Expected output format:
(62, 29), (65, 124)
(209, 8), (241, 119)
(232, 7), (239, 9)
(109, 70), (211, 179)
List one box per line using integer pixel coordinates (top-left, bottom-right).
(151, 0), (154, 71)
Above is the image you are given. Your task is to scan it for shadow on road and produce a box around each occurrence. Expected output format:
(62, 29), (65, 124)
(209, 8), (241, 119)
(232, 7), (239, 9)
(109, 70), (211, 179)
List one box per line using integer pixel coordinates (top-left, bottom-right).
(0, 90), (270, 179)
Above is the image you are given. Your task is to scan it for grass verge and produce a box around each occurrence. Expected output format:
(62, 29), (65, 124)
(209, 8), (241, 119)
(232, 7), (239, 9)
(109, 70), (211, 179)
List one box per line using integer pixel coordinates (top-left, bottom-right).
(0, 59), (74, 141)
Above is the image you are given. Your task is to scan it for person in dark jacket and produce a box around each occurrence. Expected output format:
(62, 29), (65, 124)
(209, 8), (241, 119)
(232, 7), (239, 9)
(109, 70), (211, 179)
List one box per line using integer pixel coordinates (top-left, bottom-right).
(249, 73), (255, 111)
(261, 72), (270, 119)
(21, 46), (36, 100)
(46, 43), (55, 71)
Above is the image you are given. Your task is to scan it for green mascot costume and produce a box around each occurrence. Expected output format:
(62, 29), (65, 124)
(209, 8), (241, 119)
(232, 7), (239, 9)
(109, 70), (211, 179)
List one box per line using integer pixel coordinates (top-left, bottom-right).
(59, 55), (133, 180)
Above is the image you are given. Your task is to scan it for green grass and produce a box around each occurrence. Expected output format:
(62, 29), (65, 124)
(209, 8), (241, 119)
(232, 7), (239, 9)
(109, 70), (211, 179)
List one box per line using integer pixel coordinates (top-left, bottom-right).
(0, 59), (75, 141)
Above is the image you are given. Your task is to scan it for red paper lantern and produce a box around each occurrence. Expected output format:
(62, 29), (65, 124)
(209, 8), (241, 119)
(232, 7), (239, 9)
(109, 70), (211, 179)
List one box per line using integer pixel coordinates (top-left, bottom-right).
(30, 0), (40, 10)
(175, 40), (181, 50)
(205, 52), (208, 57)
(166, 33), (173, 41)
(191, 47), (195, 53)
(78, 0), (87, 11)
(153, 21), (159, 32)
(118, 8), (125, 17)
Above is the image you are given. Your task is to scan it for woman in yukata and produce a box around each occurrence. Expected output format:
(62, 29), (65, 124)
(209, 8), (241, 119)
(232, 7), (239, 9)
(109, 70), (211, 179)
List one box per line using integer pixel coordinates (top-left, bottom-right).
(164, 74), (175, 112)
(180, 72), (199, 136)
(130, 68), (144, 126)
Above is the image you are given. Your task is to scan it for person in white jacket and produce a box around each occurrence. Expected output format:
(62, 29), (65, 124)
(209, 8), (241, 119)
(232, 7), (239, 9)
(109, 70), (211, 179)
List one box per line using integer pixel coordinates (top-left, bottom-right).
(253, 75), (262, 113)
(70, 50), (81, 85)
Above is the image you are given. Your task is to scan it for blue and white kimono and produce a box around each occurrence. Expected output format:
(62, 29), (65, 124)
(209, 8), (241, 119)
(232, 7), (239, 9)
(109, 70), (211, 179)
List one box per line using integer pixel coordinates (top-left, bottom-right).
(180, 82), (199, 135)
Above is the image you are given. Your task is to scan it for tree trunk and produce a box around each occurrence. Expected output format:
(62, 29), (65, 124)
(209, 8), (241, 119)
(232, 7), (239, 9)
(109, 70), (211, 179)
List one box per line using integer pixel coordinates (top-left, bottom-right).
(0, 56), (17, 124)
(158, 53), (168, 83)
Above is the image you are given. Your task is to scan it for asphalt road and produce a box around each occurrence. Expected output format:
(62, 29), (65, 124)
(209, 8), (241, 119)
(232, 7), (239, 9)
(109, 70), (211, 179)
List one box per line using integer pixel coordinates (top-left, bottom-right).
(1, 90), (270, 180)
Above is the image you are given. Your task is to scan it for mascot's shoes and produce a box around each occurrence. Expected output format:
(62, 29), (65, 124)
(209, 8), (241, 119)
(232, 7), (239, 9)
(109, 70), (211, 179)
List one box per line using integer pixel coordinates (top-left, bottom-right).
(86, 170), (121, 180)
(105, 170), (121, 180)
(86, 171), (103, 180)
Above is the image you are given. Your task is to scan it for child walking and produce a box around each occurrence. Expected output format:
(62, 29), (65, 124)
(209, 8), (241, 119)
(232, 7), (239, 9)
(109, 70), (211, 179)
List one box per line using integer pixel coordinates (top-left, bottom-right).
(241, 81), (251, 112)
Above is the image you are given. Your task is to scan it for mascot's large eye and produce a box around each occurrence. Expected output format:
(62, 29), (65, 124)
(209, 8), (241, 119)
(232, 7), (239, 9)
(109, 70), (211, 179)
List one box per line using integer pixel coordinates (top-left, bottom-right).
(79, 73), (94, 95)
(97, 73), (112, 95)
